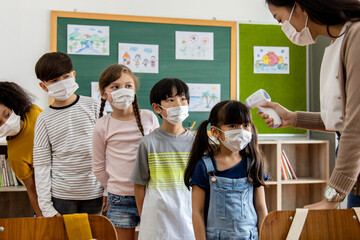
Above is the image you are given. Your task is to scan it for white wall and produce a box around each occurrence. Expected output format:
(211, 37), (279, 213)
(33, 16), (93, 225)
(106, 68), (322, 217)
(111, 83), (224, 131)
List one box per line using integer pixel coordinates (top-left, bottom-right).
(0, 0), (276, 108)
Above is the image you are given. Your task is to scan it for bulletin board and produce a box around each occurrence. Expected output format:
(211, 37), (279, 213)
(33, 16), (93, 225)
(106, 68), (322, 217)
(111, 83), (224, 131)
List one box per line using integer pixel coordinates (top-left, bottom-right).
(51, 11), (237, 129)
(238, 23), (307, 134)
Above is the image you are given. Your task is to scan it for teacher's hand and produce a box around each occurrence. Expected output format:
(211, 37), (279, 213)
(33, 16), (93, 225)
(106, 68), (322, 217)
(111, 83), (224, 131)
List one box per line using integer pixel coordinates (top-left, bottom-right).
(258, 102), (296, 128)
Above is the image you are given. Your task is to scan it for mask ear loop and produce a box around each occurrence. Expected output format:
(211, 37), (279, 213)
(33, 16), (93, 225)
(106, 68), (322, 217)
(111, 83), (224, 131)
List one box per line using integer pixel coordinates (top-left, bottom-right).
(157, 104), (169, 121)
(288, 3), (296, 22)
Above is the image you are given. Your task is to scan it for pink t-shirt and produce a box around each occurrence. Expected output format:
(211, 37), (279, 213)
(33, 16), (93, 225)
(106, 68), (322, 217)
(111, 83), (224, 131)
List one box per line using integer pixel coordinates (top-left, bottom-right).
(92, 109), (159, 196)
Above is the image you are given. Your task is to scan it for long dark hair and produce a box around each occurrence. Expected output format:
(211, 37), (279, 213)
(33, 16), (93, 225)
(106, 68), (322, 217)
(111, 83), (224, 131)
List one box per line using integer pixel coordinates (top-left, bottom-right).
(266, 0), (360, 25)
(98, 64), (144, 136)
(184, 100), (267, 189)
(0, 81), (34, 119)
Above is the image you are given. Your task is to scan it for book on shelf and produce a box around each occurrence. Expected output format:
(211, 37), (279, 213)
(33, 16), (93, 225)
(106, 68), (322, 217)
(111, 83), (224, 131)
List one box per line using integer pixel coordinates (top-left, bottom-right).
(282, 150), (297, 179)
(281, 150), (297, 180)
(281, 153), (291, 180)
(280, 155), (289, 180)
(0, 154), (20, 187)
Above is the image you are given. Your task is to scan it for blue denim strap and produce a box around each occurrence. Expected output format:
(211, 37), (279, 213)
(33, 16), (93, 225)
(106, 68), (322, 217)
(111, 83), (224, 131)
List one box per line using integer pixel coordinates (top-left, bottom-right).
(202, 156), (215, 173)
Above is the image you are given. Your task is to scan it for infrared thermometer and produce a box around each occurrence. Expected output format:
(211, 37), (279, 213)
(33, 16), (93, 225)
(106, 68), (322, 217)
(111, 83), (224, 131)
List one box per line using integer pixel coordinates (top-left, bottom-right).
(245, 89), (282, 128)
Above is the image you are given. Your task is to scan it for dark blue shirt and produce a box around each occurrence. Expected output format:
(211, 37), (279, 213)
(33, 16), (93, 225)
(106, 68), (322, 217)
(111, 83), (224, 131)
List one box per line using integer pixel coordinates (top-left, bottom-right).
(189, 155), (269, 222)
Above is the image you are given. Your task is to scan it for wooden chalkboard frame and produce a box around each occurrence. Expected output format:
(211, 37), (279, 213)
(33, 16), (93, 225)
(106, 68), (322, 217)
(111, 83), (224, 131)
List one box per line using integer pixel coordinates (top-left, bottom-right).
(50, 11), (237, 99)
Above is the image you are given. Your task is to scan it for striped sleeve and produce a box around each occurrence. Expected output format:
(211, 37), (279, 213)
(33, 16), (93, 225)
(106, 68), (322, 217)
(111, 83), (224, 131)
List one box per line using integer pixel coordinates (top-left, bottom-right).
(33, 115), (51, 166)
(33, 114), (57, 216)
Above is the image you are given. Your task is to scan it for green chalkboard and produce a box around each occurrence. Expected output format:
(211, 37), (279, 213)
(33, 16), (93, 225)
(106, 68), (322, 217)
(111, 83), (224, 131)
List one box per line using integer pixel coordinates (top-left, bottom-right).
(238, 23), (307, 134)
(52, 11), (237, 129)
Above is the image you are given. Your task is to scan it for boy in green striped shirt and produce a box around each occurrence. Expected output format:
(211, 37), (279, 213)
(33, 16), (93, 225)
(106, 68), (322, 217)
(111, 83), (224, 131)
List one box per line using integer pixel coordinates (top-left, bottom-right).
(130, 78), (195, 240)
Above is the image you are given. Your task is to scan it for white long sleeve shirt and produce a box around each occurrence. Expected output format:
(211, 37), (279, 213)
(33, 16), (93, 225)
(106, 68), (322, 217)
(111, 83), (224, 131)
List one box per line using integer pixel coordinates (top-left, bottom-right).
(33, 95), (103, 217)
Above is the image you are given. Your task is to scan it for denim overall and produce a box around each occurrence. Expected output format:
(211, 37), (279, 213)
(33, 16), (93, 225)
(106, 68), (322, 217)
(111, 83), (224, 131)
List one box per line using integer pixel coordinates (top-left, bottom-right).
(203, 157), (258, 240)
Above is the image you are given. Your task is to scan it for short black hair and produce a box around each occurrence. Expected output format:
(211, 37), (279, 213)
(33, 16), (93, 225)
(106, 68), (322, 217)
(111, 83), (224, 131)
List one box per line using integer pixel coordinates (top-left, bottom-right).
(150, 78), (190, 118)
(0, 81), (34, 119)
(35, 52), (73, 82)
(150, 78), (190, 105)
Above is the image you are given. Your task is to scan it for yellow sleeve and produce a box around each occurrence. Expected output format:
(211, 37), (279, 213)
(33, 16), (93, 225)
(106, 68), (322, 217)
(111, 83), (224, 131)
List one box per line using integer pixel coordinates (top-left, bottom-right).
(6, 105), (42, 181)
(7, 149), (34, 181)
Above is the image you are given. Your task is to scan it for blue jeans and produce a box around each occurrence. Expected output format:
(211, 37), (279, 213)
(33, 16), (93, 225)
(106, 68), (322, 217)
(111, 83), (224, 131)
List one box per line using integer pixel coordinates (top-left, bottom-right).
(106, 193), (140, 228)
(347, 193), (360, 208)
(52, 196), (103, 215)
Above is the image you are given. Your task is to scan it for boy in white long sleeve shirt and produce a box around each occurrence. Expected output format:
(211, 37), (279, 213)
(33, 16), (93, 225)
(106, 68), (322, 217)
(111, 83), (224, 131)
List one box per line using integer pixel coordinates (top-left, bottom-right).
(33, 52), (103, 217)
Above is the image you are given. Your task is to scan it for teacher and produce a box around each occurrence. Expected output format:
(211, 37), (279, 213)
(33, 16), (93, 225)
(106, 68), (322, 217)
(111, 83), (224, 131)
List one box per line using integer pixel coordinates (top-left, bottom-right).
(261, 0), (360, 209)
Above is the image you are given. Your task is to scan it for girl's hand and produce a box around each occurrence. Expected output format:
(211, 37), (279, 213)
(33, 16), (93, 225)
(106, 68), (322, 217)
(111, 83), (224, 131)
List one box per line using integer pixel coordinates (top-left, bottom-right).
(102, 196), (109, 213)
(258, 102), (296, 128)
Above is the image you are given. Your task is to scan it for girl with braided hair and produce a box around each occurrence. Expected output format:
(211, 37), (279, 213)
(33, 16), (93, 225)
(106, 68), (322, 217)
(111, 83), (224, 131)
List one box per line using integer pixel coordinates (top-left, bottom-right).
(92, 64), (159, 239)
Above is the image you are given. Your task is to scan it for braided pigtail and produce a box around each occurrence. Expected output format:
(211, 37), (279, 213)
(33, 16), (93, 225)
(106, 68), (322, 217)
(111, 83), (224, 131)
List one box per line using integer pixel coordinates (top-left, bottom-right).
(99, 98), (106, 118)
(132, 94), (144, 136)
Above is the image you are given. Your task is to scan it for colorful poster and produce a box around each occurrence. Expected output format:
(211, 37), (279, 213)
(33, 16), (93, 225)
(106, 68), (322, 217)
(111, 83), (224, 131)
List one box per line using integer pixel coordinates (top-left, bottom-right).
(67, 24), (110, 55)
(91, 82), (113, 112)
(175, 31), (214, 60)
(118, 43), (159, 73)
(187, 83), (220, 112)
(253, 46), (289, 74)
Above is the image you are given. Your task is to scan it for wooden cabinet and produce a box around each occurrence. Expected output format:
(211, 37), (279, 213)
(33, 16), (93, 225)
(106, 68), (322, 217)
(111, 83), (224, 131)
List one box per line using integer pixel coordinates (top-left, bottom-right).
(0, 142), (34, 218)
(259, 139), (329, 212)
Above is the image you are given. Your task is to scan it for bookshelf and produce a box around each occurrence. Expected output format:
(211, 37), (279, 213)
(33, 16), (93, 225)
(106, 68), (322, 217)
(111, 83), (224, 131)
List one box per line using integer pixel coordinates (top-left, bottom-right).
(260, 139), (329, 212)
(0, 141), (34, 218)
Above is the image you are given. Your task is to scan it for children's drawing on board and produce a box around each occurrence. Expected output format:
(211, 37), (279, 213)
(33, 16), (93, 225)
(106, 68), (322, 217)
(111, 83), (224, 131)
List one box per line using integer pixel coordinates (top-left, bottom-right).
(118, 43), (159, 73)
(187, 83), (220, 112)
(176, 31), (214, 60)
(67, 24), (110, 55)
(253, 46), (289, 74)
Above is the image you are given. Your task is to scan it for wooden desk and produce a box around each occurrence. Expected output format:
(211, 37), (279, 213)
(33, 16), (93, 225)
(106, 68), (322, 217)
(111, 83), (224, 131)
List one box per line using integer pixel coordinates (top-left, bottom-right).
(0, 215), (117, 240)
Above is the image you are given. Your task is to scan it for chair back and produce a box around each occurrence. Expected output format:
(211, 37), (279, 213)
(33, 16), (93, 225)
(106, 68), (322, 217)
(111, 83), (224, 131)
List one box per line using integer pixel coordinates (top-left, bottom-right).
(260, 208), (360, 240)
(0, 215), (117, 240)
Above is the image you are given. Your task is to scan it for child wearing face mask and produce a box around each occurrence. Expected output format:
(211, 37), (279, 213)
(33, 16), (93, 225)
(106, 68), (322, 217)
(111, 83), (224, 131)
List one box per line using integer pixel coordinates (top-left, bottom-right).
(33, 52), (103, 217)
(0, 82), (43, 217)
(184, 100), (269, 240)
(92, 64), (159, 239)
(130, 78), (195, 240)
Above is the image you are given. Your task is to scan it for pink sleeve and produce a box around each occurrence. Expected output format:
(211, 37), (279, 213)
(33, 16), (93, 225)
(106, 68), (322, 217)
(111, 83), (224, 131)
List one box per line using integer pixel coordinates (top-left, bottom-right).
(92, 121), (109, 189)
(151, 112), (160, 131)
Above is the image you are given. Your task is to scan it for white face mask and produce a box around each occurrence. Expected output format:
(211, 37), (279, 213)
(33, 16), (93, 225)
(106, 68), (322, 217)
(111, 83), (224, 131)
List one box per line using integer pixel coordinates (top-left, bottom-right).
(46, 77), (79, 101)
(281, 4), (315, 46)
(0, 111), (21, 138)
(216, 128), (252, 152)
(108, 88), (135, 110)
(159, 105), (189, 125)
